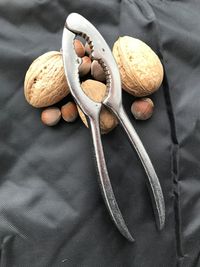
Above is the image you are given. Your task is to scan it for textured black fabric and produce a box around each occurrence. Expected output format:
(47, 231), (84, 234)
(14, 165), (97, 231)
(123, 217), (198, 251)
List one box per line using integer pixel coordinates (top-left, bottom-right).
(0, 0), (200, 266)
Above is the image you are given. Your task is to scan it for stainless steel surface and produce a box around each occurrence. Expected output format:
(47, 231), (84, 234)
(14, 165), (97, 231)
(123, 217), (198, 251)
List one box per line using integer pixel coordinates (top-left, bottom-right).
(62, 20), (134, 242)
(66, 13), (123, 109)
(62, 27), (101, 118)
(113, 105), (165, 230)
(62, 12), (165, 241)
(89, 112), (134, 242)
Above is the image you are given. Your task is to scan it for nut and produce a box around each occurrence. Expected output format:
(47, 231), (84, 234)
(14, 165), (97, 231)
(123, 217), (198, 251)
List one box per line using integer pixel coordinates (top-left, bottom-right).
(77, 79), (118, 134)
(24, 51), (69, 108)
(131, 98), (154, 120)
(41, 107), (61, 126)
(113, 36), (164, 97)
(61, 102), (78, 122)
(91, 60), (106, 82)
(74, 39), (85, 57)
(79, 56), (91, 77)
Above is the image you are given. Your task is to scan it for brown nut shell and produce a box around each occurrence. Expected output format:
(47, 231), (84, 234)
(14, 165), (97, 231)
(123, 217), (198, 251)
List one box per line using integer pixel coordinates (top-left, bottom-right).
(61, 102), (78, 122)
(113, 36), (164, 97)
(24, 51), (69, 108)
(79, 56), (91, 77)
(91, 60), (106, 82)
(74, 39), (85, 57)
(77, 79), (118, 134)
(131, 98), (154, 120)
(41, 107), (61, 126)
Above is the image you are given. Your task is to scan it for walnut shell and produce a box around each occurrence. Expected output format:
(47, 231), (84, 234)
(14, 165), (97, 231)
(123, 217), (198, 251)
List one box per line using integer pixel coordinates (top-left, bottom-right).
(24, 51), (69, 108)
(113, 36), (164, 97)
(77, 80), (118, 134)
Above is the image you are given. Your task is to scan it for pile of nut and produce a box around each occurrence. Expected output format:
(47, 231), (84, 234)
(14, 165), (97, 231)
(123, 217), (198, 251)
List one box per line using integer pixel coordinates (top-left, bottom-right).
(24, 36), (164, 134)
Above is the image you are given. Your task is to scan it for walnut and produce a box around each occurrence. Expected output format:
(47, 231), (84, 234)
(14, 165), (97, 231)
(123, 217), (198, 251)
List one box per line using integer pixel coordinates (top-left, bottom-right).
(113, 36), (164, 97)
(77, 79), (118, 134)
(24, 51), (69, 108)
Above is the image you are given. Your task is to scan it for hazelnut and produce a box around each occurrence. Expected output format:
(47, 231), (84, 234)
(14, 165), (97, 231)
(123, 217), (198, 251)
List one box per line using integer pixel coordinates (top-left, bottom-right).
(113, 36), (164, 97)
(91, 60), (106, 82)
(61, 102), (78, 122)
(41, 107), (61, 126)
(131, 98), (154, 120)
(77, 79), (118, 134)
(24, 51), (69, 108)
(74, 39), (85, 57)
(79, 56), (91, 77)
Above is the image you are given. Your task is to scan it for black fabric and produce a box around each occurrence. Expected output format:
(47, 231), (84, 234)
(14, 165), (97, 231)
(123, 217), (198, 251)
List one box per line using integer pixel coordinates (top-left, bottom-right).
(0, 0), (200, 266)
